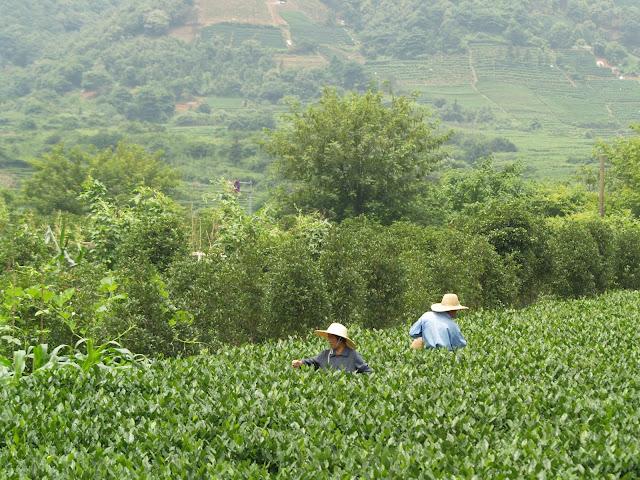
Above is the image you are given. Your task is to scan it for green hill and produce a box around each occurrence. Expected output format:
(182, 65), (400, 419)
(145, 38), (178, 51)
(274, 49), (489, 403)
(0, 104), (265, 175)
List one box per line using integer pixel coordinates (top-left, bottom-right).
(0, 0), (639, 200)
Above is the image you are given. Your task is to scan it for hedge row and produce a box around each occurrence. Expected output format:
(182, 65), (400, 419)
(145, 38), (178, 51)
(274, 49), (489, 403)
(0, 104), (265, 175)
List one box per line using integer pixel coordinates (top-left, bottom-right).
(2, 203), (640, 355)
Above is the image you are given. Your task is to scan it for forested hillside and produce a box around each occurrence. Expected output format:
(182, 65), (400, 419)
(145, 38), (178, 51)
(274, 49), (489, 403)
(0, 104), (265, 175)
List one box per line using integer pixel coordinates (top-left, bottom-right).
(330, 0), (640, 69)
(0, 0), (639, 200)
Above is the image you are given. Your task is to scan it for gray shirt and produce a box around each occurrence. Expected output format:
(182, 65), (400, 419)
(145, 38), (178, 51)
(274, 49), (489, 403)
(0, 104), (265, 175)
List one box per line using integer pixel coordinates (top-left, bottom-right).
(302, 347), (372, 374)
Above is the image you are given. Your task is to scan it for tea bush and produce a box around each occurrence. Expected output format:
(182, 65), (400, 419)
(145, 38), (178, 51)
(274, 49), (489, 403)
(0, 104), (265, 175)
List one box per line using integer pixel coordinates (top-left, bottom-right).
(2, 291), (640, 477)
(321, 218), (407, 329)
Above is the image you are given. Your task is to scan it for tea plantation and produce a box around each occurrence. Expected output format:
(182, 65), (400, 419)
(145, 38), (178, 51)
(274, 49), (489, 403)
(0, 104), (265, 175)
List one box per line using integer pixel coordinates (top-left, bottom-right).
(2, 291), (640, 478)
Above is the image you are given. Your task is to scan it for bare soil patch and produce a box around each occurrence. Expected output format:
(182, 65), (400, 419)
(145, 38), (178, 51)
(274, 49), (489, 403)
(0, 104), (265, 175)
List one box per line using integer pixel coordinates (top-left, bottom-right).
(169, 25), (198, 42)
(175, 100), (203, 112)
(0, 173), (16, 188)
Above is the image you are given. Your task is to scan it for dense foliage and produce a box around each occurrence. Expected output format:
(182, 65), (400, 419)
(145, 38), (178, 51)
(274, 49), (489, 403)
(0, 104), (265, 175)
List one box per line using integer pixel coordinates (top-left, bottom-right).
(265, 89), (447, 222)
(2, 162), (640, 357)
(327, 0), (640, 70)
(596, 124), (640, 216)
(2, 291), (640, 477)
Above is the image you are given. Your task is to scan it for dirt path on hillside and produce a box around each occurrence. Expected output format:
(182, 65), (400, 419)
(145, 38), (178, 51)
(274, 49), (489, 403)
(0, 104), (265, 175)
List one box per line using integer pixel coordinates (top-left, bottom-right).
(468, 49), (511, 118)
(265, 0), (286, 25)
(265, 1), (292, 47)
(605, 103), (614, 120)
(469, 50), (479, 89)
(560, 68), (577, 88)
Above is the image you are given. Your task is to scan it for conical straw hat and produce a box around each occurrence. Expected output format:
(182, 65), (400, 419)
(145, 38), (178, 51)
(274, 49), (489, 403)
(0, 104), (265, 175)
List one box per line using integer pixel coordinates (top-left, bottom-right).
(431, 293), (469, 312)
(314, 323), (356, 349)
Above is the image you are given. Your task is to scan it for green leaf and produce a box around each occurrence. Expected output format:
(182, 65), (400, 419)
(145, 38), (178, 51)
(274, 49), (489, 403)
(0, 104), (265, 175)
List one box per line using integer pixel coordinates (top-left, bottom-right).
(12, 349), (26, 379)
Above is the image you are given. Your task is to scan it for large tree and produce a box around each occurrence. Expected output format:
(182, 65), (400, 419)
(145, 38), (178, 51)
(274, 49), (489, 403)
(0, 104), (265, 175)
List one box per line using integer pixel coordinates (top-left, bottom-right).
(264, 89), (448, 223)
(21, 142), (179, 214)
(597, 124), (640, 216)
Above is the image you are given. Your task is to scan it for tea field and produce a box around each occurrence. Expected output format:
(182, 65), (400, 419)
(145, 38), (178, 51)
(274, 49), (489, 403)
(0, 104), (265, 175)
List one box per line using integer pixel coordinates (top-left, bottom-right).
(2, 291), (640, 478)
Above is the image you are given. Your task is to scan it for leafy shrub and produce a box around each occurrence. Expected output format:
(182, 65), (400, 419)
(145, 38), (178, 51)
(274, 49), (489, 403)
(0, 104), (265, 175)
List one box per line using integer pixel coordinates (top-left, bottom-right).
(104, 262), (180, 357)
(462, 199), (548, 304)
(0, 213), (50, 270)
(115, 188), (188, 272)
(261, 237), (329, 339)
(167, 251), (265, 346)
(545, 217), (615, 297)
(321, 218), (407, 329)
(608, 217), (640, 289)
(391, 224), (518, 317)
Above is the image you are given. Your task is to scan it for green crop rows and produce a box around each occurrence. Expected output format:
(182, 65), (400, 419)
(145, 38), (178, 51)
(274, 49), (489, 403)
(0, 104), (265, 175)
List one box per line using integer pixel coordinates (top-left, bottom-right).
(281, 11), (353, 47)
(366, 42), (640, 177)
(2, 291), (640, 477)
(200, 23), (286, 50)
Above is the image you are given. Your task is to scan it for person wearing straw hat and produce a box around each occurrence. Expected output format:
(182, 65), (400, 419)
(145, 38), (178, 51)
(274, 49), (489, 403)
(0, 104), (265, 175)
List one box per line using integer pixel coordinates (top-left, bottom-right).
(409, 293), (468, 350)
(291, 322), (373, 374)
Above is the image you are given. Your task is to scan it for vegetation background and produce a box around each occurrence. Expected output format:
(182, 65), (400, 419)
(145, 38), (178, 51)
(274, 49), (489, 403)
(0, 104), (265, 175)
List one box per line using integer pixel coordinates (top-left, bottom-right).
(2, 1), (640, 476)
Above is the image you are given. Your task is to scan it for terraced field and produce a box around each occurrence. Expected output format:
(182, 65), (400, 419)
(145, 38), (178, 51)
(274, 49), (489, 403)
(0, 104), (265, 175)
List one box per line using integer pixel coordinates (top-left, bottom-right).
(198, 0), (273, 25)
(280, 11), (353, 47)
(199, 23), (286, 49)
(363, 42), (640, 177)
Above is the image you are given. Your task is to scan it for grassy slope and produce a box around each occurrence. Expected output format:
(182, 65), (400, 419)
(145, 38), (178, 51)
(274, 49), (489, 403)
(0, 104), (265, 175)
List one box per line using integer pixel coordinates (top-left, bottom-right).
(2, 290), (640, 476)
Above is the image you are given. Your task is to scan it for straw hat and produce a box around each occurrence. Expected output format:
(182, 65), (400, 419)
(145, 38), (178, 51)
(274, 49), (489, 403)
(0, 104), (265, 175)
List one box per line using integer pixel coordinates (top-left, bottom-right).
(431, 293), (468, 313)
(314, 323), (356, 349)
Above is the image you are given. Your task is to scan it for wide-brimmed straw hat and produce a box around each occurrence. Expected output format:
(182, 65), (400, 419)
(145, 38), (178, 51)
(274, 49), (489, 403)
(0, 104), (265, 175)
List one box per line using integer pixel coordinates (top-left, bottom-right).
(431, 293), (469, 313)
(314, 323), (356, 349)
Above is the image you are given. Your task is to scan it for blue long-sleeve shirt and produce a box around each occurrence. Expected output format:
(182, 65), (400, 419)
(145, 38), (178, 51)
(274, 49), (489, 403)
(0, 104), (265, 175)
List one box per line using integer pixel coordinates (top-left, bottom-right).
(301, 347), (373, 374)
(409, 311), (467, 350)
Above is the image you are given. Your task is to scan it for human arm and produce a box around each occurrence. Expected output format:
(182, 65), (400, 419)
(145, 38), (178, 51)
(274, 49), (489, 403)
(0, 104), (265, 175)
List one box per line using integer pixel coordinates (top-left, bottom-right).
(446, 325), (467, 350)
(352, 351), (373, 374)
(292, 351), (325, 369)
(409, 317), (423, 339)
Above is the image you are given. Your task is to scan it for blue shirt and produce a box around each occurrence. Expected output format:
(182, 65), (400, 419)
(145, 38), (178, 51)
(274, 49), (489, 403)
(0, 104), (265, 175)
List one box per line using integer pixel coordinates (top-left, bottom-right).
(409, 311), (467, 350)
(302, 347), (373, 374)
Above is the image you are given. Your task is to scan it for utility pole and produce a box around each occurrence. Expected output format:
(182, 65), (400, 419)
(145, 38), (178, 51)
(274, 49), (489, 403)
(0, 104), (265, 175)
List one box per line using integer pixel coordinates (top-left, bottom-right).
(599, 154), (606, 217)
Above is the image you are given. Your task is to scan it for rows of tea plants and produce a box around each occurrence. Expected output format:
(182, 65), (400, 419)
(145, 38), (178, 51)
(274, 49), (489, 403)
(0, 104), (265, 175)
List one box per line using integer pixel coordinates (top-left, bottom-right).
(200, 24), (286, 50)
(2, 290), (640, 478)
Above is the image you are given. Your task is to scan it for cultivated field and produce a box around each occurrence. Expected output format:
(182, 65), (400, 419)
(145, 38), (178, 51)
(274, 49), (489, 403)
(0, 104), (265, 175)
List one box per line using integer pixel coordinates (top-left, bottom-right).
(274, 54), (329, 70)
(3, 290), (640, 476)
(200, 23), (285, 49)
(197, 0), (274, 25)
(364, 42), (640, 178)
(281, 11), (353, 47)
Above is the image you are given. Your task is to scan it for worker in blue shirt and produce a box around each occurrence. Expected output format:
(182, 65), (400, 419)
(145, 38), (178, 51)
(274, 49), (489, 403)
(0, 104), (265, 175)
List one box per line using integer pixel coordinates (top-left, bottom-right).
(292, 323), (372, 374)
(409, 293), (468, 350)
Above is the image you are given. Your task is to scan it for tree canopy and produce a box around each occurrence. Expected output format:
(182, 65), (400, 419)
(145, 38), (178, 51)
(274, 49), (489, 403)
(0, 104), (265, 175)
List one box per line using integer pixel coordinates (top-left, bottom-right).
(597, 124), (640, 216)
(265, 89), (448, 223)
(22, 142), (179, 214)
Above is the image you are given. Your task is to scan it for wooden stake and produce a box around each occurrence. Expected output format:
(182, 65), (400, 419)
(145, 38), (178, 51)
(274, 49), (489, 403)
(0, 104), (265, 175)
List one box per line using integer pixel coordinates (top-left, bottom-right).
(599, 154), (605, 217)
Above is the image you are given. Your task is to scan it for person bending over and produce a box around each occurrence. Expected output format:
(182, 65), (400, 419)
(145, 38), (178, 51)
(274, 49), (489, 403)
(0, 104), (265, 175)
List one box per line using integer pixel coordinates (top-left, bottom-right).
(292, 322), (372, 374)
(410, 293), (468, 351)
